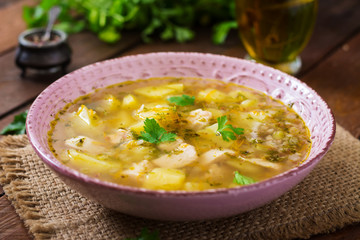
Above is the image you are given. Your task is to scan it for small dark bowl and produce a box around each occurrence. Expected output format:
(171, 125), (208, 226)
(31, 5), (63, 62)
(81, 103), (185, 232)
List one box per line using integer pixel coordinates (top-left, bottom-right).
(15, 28), (72, 77)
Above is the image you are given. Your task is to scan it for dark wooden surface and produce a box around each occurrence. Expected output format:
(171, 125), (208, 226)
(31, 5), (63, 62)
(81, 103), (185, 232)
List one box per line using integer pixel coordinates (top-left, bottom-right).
(1, 0), (360, 239)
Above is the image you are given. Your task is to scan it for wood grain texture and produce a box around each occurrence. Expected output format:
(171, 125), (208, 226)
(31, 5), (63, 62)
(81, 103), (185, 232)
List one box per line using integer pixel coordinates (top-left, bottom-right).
(301, 32), (360, 138)
(0, 196), (30, 240)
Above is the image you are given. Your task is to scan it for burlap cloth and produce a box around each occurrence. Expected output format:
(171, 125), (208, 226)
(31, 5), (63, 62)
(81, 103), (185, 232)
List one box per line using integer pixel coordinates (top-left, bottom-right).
(0, 123), (359, 240)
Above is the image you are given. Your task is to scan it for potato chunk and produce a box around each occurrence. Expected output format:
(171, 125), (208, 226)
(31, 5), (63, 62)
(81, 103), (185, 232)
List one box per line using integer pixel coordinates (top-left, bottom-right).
(153, 143), (197, 168)
(67, 149), (121, 173)
(143, 168), (185, 190)
(134, 83), (184, 98)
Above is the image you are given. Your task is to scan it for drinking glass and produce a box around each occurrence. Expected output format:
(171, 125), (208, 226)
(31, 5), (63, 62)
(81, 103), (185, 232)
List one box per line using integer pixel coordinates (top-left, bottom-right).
(235, 0), (318, 75)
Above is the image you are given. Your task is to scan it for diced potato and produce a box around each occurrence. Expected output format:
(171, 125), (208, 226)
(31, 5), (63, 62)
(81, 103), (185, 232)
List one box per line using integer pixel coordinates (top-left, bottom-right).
(134, 84), (183, 98)
(76, 105), (98, 126)
(197, 89), (228, 103)
(184, 182), (210, 191)
(104, 110), (134, 129)
(241, 99), (258, 108)
(229, 90), (256, 100)
(272, 130), (285, 140)
(122, 94), (139, 109)
(67, 149), (121, 173)
(143, 168), (185, 190)
(165, 83), (184, 91)
(153, 143), (198, 169)
(118, 140), (156, 162)
(197, 123), (233, 149)
(129, 121), (145, 135)
(204, 108), (225, 119)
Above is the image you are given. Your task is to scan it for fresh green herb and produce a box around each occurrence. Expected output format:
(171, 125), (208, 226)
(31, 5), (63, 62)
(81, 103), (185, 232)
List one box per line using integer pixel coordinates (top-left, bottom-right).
(23, 0), (236, 44)
(233, 171), (256, 185)
(1, 110), (28, 135)
(168, 94), (195, 106)
(216, 115), (244, 142)
(139, 118), (176, 144)
(125, 228), (159, 240)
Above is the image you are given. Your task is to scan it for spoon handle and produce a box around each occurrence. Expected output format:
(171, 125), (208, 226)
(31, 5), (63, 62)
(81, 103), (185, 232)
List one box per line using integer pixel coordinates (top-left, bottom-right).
(42, 6), (61, 42)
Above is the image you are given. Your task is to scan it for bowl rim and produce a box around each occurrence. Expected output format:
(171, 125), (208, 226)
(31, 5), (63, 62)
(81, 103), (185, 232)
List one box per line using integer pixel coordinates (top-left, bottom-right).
(26, 51), (336, 197)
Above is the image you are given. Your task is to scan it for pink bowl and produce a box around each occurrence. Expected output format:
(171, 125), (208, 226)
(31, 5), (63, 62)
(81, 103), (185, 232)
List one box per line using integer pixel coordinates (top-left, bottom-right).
(26, 52), (335, 221)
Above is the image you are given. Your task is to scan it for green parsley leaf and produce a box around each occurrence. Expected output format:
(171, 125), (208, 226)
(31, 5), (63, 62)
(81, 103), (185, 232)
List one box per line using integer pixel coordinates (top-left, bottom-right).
(125, 228), (160, 240)
(216, 115), (244, 142)
(233, 171), (256, 185)
(1, 110), (28, 135)
(168, 94), (195, 106)
(139, 118), (176, 144)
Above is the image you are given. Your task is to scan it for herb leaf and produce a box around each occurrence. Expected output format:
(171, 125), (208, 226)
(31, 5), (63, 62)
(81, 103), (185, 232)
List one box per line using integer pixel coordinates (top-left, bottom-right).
(216, 116), (244, 142)
(1, 110), (28, 135)
(233, 171), (256, 185)
(168, 94), (195, 106)
(125, 228), (159, 240)
(139, 118), (176, 144)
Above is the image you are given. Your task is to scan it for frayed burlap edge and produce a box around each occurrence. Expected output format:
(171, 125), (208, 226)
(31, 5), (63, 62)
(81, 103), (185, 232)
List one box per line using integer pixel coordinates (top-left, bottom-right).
(0, 135), (53, 239)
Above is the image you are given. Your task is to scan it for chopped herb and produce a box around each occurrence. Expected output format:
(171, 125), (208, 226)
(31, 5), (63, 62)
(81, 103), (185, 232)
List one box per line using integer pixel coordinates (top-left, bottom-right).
(1, 110), (28, 135)
(217, 116), (244, 142)
(288, 102), (294, 108)
(76, 138), (85, 147)
(139, 118), (176, 144)
(265, 150), (283, 162)
(233, 171), (256, 185)
(168, 94), (195, 106)
(125, 228), (159, 240)
(240, 150), (251, 155)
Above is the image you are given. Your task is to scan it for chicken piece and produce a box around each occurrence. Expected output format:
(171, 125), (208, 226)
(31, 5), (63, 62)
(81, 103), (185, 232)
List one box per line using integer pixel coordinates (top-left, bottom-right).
(198, 149), (236, 165)
(238, 156), (281, 170)
(105, 129), (133, 145)
(65, 136), (107, 155)
(122, 160), (153, 179)
(153, 143), (198, 169)
(186, 109), (212, 130)
(157, 137), (184, 152)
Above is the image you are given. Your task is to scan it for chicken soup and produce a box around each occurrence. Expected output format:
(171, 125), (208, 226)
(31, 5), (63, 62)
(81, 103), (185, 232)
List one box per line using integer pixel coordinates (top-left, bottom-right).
(48, 77), (311, 191)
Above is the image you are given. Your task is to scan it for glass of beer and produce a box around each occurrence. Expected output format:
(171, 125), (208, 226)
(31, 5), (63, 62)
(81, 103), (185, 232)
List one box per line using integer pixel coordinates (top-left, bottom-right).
(235, 0), (318, 75)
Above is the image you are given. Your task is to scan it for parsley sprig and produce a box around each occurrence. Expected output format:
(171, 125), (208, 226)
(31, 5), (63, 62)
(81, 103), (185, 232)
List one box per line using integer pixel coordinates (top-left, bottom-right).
(139, 118), (176, 144)
(1, 110), (28, 135)
(168, 94), (195, 106)
(233, 171), (256, 185)
(216, 115), (244, 142)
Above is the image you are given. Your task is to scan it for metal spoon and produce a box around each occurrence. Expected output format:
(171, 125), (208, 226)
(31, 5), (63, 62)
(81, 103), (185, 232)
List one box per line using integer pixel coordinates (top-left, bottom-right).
(42, 6), (61, 42)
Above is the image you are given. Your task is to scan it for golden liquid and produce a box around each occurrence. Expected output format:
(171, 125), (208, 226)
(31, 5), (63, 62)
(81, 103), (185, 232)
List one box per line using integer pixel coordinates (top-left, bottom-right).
(235, 0), (317, 63)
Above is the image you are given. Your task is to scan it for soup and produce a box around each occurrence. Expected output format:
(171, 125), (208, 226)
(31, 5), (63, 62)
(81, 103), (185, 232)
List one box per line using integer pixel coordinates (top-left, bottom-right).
(48, 77), (311, 191)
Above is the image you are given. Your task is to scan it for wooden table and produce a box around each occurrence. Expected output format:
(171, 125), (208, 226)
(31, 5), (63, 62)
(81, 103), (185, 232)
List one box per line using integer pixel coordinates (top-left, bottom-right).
(1, 0), (360, 239)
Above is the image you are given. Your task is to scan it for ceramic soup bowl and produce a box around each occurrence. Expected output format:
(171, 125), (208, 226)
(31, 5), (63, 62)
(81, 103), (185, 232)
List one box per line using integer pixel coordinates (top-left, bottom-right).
(26, 52), (335, 221)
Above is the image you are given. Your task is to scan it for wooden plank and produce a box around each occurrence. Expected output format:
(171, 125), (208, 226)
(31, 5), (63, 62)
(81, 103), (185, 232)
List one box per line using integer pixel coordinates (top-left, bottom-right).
(0, 196), (30, 240)
(300, 0), (360, 74)
(0, 31), (142, 117)
(0, 0), (36, 54)
(301, 32), (360, 138)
